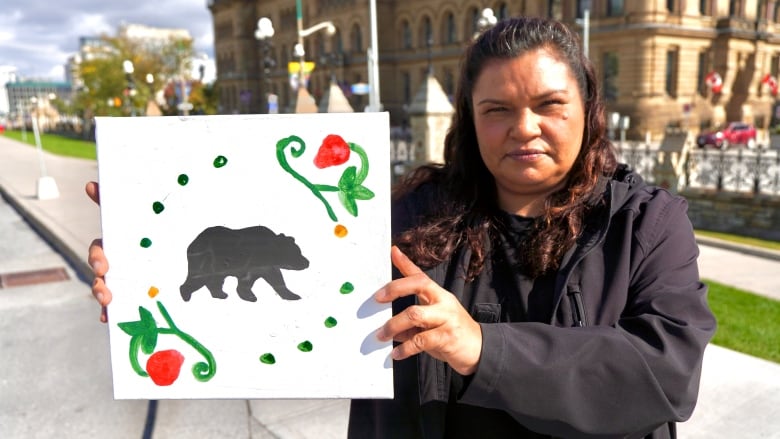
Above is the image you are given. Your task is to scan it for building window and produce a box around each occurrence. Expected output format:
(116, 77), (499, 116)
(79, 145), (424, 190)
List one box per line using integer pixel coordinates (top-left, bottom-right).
(402, 20), (412, 49)
(772, 54), (780, 77)
(666, 0), (675, 13)
(699, 0), (710, 15)
(351, 24), (362, 53)
(603, 52), (619, 102)
(729, 0), (740, 17)
(445, 12), (457, 44)
(334, 30), (343, 54)
(607, 0), (624, 16)
(497, 3), (509, 20)
(665, 49), (679, 98)
(420, 16), (433, 48)
(469, 7), (480, 37)
(697, 51), (708, 95)
(548, 0), (562, 19)
(576, 0), (589, 19)
(402, 71), (411, 104)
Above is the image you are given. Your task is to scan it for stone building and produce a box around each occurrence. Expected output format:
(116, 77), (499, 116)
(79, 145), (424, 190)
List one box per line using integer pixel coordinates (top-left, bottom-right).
(208, 0), (780, 140)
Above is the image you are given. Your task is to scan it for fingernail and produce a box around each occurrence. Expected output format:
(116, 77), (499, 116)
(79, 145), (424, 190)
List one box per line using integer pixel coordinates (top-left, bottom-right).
(91, 261), (103, 273)
(96, 293), (104, 304)
(375, 328), (388, 342)
(374, 287), (387, 300)
(391, 348), (401, 359)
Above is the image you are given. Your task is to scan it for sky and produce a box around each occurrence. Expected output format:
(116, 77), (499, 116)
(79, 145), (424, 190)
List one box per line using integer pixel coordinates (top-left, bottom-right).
(0, 0), (216, 82)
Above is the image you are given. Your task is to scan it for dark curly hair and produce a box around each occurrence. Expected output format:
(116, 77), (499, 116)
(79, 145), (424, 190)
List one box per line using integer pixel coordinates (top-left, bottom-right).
(393, 16), (617, 279)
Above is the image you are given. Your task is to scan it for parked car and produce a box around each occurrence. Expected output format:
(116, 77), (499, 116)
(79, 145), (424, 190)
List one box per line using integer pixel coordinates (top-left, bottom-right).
(696, 122), (757, 149)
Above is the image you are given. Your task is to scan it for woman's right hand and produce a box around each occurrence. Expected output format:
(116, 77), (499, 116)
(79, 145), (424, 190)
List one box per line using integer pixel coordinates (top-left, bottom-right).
(86, 181), (111, 323)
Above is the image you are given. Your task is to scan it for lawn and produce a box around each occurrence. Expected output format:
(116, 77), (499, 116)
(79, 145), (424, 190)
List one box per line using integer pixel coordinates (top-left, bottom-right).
(3, 129), (96, 160)
(705, 279), (780, 364)
(696, 229), (780, 251)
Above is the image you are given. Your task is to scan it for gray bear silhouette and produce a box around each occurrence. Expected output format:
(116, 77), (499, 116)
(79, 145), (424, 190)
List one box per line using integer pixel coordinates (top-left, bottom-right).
(180, 225), (309, 302)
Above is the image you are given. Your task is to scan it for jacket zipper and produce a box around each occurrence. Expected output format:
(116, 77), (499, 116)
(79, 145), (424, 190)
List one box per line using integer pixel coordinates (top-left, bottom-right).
(568, 286), (588, 327)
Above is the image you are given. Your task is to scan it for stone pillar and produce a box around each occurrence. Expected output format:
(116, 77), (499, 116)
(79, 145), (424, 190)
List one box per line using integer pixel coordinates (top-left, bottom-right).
(318, 79), (354, 113)
(407, 73), (454, 164)
(653, 128), (694, 194)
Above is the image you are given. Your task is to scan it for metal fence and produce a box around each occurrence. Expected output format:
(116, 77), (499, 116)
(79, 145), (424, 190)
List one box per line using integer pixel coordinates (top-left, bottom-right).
(616, 142), (780, 196)
(390, 136), (780, 197)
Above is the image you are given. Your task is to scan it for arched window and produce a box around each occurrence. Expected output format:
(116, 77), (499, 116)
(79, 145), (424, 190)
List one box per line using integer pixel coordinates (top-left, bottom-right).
(468, 7), (480, 38)
(420, 16), (433, 48)
(497, 3), (509, 20)
(351, 23), (363, 53)
(402, 20), (412, 49)
(334, 30), (344, 54)
(444, 12), (457, 44)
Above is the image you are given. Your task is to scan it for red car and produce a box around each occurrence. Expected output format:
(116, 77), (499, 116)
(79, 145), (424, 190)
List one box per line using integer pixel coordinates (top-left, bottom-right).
(696, 122), (757, 149)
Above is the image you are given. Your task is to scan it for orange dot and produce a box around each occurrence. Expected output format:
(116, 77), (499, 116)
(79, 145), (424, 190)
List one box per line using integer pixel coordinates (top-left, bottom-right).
(334, 224), (348, 238)
(148, 286), (160, 298)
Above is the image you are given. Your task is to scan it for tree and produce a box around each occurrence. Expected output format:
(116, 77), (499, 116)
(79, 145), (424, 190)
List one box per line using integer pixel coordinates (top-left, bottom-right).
(73, 32), (195, 118)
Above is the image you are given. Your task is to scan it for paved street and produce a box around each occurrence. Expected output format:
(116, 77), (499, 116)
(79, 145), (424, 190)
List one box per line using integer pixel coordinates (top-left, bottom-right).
(1, 133), (779, 438)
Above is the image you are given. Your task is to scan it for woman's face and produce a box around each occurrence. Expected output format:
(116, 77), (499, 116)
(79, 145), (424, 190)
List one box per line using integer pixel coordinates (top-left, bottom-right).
(472, 47), (585, 216)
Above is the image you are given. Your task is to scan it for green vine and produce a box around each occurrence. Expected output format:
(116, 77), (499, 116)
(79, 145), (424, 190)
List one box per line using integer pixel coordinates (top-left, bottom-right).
(276, 135), (374, 222)
(118, 301), (217, 382)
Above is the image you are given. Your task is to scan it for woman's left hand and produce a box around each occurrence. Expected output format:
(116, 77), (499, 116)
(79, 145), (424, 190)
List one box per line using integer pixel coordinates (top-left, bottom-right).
(375, 246), (482, 376)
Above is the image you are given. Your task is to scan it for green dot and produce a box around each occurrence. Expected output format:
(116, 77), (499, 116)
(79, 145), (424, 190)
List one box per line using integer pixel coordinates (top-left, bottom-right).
(259, 353), (276, 364)
(213, 155), (228, 168)
(324, 317), (338, 328)
(140, 237), (152, 248)
(339, 282), (354, 294)
(177, 174), (189, 186)
(152, 201), (164, 214)
(297, 341), (313, 352)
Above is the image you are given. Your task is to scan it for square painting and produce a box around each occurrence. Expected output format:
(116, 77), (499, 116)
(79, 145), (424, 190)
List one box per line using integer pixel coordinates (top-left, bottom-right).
(95, 113), (393, 399)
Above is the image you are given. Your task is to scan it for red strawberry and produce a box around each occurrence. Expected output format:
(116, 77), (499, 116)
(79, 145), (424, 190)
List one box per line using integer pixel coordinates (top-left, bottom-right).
(314, 134), (350, 168)
(146, 349), (185, 386)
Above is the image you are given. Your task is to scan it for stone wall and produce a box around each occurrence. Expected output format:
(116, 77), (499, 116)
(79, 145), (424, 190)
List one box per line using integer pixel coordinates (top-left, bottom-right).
(682, 189), (780, 241)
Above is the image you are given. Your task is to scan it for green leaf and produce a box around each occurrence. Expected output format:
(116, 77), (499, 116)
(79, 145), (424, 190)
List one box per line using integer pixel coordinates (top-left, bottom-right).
(139, 306), (158, 331)
(339, 191), (358, 217)
(351, 185), (375, 200)
(117, 321), (148, 336)
(338, 166), (357, 191)
(117, 306), (158, 337)
(140, 332), (158, 355)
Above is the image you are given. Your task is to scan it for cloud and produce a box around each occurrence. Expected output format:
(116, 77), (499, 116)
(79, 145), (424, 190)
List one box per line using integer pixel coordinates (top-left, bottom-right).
(0, 0), (214, 80)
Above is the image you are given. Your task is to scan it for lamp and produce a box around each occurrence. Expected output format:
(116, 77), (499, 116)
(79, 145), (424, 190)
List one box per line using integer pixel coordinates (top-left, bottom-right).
(255, 17), (275, 113)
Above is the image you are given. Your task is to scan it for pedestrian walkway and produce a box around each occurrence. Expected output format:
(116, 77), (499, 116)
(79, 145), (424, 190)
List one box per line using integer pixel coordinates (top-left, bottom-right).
(1, 133), (779, 438)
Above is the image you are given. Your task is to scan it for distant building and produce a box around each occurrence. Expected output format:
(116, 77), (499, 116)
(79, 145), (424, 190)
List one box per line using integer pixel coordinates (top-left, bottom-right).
(5, 81), (72, 128)
(0, 66), (18, 116)
(207, 0), (780, 140)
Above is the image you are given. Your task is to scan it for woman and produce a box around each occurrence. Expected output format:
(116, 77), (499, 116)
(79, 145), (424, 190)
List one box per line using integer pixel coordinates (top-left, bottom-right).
(346, 17), (715, 438)
(88, 16), (715, 438)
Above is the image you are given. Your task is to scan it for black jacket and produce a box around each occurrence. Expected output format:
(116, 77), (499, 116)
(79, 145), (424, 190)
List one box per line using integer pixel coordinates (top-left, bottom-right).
(348, 167), (716, 438)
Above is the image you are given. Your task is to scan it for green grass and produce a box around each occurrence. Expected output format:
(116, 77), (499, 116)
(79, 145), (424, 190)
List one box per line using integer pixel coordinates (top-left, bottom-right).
(3, 129), (96, 160)
(696, 229), (780, 251)
(705, 279), (780, 363)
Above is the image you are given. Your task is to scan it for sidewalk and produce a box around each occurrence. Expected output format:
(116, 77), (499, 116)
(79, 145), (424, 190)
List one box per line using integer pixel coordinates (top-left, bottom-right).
(1, 133), (779, 437)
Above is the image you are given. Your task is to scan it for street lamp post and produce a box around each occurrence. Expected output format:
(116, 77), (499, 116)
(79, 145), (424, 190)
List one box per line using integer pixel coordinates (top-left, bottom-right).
(255, 17), (275, 114)
(123, 60), (136, 116)
(294, 0), (335, 91)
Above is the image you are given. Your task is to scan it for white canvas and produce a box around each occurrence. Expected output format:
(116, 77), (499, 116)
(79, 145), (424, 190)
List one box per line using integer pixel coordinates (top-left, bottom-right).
(95, 113), (393, 399)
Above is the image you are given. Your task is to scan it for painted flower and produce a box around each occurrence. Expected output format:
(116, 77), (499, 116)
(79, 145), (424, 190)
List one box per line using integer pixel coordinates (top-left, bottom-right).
(314, 134), (351, 168)
(146, 349), (185, 386)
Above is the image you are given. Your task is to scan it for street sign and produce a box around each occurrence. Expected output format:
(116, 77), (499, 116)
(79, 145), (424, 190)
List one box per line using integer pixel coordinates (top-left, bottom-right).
(267, 93), (278, 114)
(288, 61), (316, 74)
(351, 83), (370, 95)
